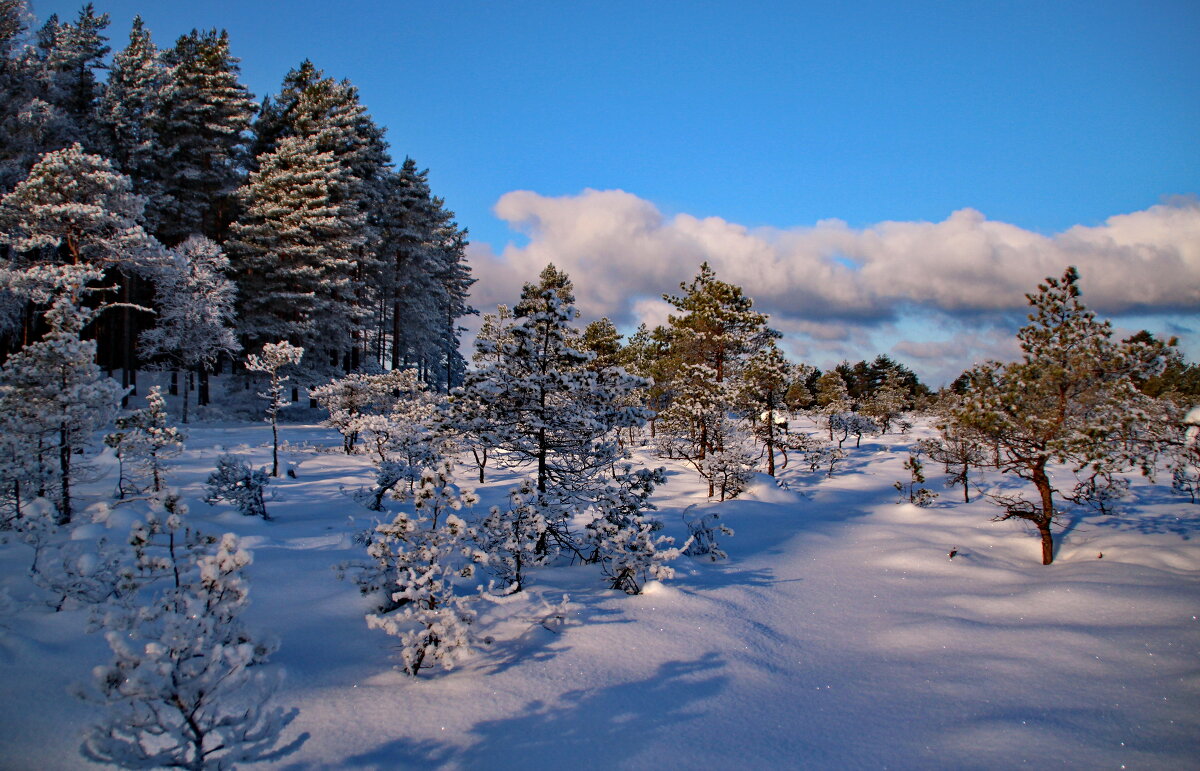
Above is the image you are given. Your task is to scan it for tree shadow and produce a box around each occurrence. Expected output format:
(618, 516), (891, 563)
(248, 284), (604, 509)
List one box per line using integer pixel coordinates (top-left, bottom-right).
(339, 651), (729, 769)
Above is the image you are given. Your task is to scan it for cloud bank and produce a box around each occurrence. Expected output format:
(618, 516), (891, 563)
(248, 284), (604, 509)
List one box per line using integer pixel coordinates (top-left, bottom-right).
(466, 190), (1200, 383)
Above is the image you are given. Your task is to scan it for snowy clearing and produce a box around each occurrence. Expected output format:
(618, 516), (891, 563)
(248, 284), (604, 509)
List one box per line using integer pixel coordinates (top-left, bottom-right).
(1, 417), (1197, 769)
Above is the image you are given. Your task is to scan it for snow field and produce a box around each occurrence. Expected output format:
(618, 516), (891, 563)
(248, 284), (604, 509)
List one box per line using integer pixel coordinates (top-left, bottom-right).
(0, 417), (1197, 769)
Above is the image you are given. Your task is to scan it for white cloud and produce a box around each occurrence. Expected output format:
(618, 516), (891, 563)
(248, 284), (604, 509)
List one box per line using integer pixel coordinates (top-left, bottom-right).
(465, 189), (1200, 383)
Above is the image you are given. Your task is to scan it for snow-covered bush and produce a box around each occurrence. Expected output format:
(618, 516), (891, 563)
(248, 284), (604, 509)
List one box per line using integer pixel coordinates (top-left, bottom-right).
(830, 411), (879, 449)
(682, 505), (734, 561)
(699, 443), (757, 502)
(584, 466), (677, 594)
(1067, 470), (1130, 516)
(79, 517), (304, 769)
(474, 479), (552, 594)
(363, 463), (480, 675)
(105, 386), (185, 497)
(204, 454), (270, 520)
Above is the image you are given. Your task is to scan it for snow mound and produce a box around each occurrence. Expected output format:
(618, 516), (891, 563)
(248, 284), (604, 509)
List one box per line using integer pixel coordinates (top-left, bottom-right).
(738, 472), (803, 503)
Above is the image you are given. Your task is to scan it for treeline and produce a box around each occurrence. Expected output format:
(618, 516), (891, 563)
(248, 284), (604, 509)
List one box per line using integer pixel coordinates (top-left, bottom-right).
(0, 1), (474, 397)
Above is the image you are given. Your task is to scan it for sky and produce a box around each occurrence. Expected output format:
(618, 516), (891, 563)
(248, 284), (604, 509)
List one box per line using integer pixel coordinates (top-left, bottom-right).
(30, 0), (1200, 384)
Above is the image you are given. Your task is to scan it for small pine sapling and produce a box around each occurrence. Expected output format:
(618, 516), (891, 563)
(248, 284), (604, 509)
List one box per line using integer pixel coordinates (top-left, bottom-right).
(583, 466), (678, 594)
(204, 454), (270, 519)
(474, 479), (553, 593)
(104, 386), (185, 497)
(245, 342), (304, 477)
(364, 463), (480, 675)
(681, 505), (734, 561)
(79, 517), (305, 769)
(895, 452), (938, 507)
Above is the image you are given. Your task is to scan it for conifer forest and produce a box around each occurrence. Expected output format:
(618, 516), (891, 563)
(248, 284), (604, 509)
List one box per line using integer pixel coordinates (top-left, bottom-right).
(0, 3), (1197, 769)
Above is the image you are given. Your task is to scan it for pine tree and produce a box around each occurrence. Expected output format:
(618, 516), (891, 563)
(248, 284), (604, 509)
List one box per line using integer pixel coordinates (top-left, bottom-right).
(228, 133), (365, 369)
(0, 265), (124, 523)
(736, 341), (793, 476)
(80, 503), (303, 769)
(662, 261), (776, 384)
(579, 317), (622, 371)
(138, 235), (239, 423)
(104, 385), (184, 496)
(154, 28), (255, 244)
(363, 462), (479, 675)
(459, 266), (651, 570)
(98, 16), (169, 233)
(245, 341), (304, 477)
(814, 370), (852, 440)
(950, 267), (1168, 565)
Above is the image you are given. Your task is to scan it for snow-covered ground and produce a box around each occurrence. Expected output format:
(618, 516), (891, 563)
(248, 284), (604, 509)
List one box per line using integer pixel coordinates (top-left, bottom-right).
(1, 417), (1197, 769)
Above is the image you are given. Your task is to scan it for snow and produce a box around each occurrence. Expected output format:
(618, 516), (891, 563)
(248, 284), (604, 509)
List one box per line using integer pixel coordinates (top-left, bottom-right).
(1, 417), (1197, 769)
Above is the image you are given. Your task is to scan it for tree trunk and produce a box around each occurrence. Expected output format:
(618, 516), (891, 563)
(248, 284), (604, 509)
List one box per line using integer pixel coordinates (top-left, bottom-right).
(181, 369), (190, 424)
(271, 415), (279, 478)
(58, 425), (71, 525)
(1033, 461), (1056, 565)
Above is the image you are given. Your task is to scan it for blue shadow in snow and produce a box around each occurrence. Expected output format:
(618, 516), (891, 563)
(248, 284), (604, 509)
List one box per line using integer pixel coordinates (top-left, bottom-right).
(338, 652), (728, 770)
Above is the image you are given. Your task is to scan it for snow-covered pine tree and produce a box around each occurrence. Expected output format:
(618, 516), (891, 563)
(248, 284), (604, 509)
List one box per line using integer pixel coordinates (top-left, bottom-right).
(154, 28), (255, 244)
(0, 142), (163, 386)
(138, 235), (239, 423)
(736, 340), (794, 476)
(0, 265), (124, 523)
(104, 385), (184, 497)
(363, 462), (479, 675)
(0, 4), (109, 187)
(80, 500), (303, 769)
(861, 367), (908, 433)
(98, 16), (170, 235)
(245, 341), (304, 477)
(460, 266), (650, 556)
(950, 267), (1169, 565)
(375, 159), (473, 386)
(814, 370), (852, 440)
(473, 479), (555, 594)
(252, 60), (392, 371)
(583, 466), (679, 594)
(228, 133), (365, 371)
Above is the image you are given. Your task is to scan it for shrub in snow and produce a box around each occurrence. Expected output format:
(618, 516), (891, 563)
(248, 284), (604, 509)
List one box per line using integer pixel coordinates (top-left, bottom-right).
(681, 505), (734, 562)
(894, 452), (938, 507)
(105, 386), (185, 497)
(204, 454), (270, 520)
(583, 466), (679, 595)
(830, 411), (879, 450)
(363, 463), (480, 675)
(16, 498), (125, 611)
(699, 442), (757, 502)
(245, 341), (304, 477)
(917, 427), (988, 503)
(1168, 409), (1200, 504)
(474, 479), (552, 594)
(79, 506), (304, 770)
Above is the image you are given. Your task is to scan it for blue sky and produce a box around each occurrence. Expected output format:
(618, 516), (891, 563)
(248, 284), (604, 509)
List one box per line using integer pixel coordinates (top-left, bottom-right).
(30, 0), (1200, 382)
